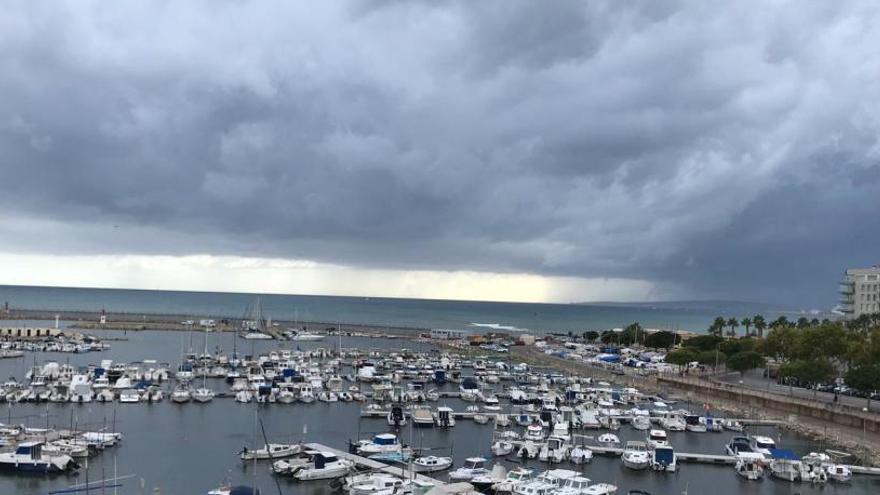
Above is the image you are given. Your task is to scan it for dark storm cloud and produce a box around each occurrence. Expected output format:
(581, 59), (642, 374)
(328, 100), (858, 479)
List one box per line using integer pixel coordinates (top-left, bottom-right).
(1, 0), (879, 306)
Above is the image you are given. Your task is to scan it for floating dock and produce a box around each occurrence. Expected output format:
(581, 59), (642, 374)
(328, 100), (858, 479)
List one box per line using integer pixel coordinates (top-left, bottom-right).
(304, 442), (447, 487)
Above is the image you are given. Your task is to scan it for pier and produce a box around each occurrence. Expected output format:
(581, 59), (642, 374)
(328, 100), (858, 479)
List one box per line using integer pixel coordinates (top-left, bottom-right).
(304, 442), (447, 487)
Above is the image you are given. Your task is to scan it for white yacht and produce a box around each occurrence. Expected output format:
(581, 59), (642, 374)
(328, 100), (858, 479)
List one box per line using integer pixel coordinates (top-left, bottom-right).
(448, 457), (489, 481)
(0, 442), (76, 473)
(749, 435), (776, 457)
(288, 451), (352, 480)
(646, 429), (668, 449)
(356, 434), (401, 455)
(621, 441), (650, 470)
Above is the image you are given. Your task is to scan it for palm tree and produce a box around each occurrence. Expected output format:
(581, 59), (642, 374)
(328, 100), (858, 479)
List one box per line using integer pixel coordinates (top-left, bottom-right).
(710, 316), (726, 337)
(796, 317), (809, 329)
(753, 314), (766, 338)
(771, 316), (790, 329)
(741, 317), (752, 337)
(726, 317), (738, 338)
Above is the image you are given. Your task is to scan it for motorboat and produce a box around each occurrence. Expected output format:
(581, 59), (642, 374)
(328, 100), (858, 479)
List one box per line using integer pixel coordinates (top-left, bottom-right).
(289, 451), (353, 480)
(471, 464), (508, 493)
(568, 444), (593, 464)
(621, 442), (650, 470)
(412, 455), (453, 473)
(749, 435), (776, 457)
(491, 439), (515, 456)
(725, 436), (753, 456)
(118, 389), (140, 403)
(356, 434), (401, 455)
(290, 330), (324, 342)
(722, 419), (744, 432)
(631, 415), (651, 431)
(491, 467), (533, 493)
(651, 445), (676, 472)
(646, 429), (668, 449)
(556, 475), (617, 495)
(318, 391), (339, 403)
(517, 441), (541, 459)
(448, 457), (489, 481)
(658, 413), (686, 432)
(412, 408), (434, 428)
(539, 436), (570, 464)
(434, 406), (456, 428)
(826, 464), (853, 483)
(0, 441), (77, 473)
(734, 452), (765, 480)
(524, 424), (544, 442)
(768, 449), (801, 482)
(348, 474), (410, 495)
(387, 405), (406, 427)
(684, 415), (706, 433)
(597, 433), (620, 449)
(240, 443), (302, 461)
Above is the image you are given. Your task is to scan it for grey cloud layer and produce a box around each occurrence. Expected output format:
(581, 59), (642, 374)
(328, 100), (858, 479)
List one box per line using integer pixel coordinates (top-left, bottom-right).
(1, 0), (879, 306)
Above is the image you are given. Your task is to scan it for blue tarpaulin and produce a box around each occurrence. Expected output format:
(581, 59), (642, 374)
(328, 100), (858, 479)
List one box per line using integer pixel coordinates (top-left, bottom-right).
(769, 448), (798, 460)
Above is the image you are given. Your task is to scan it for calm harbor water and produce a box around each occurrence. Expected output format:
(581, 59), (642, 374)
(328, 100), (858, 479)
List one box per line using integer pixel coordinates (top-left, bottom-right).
(0, 326), (875, 494)
(0, 285), (801, 334)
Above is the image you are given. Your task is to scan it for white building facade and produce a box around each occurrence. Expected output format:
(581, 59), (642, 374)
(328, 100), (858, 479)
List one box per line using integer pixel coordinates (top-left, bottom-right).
(840, 266), (880, 319)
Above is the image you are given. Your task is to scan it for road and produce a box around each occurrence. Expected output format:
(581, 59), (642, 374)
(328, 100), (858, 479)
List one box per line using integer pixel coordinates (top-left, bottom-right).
(715, 370), (879, 413)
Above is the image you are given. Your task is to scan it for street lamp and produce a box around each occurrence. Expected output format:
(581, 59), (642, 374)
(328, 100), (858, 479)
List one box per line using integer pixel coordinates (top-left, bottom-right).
(739, 380), (744, 406)
(863, 407), (869, 462)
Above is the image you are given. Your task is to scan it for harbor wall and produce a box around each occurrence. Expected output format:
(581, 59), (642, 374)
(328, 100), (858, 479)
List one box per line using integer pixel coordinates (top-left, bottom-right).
(658, 375), (880, 434)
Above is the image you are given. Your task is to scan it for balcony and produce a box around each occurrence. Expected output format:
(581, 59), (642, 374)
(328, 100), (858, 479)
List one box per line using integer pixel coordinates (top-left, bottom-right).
(839, 282), (855, 295)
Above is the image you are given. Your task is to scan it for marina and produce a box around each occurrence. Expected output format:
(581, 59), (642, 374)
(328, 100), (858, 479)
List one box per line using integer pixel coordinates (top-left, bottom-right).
(0, 323), (876, 494)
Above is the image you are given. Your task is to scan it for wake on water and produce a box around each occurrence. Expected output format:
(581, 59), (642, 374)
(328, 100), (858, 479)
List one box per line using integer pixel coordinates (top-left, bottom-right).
(469, 322), (528, 332)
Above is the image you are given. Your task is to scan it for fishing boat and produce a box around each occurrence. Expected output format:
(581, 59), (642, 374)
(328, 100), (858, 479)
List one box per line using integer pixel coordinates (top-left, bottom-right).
(449, 457), (489, 481)
(240, 443), (302, 461)
(0, 441), (77, 473)
(722, 419), (744, 432)
(734, 452), (765, 480)
(621, 442), (650, 470)
(412, 455), (453, 472)
(683, 415), (706, 433)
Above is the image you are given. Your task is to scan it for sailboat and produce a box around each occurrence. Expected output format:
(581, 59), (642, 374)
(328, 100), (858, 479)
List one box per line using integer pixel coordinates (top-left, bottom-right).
(192, 329), (215, 403)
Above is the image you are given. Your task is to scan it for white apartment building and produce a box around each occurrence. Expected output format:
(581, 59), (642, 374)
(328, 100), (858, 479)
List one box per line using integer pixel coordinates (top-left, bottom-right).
(840, 266), (880, 319)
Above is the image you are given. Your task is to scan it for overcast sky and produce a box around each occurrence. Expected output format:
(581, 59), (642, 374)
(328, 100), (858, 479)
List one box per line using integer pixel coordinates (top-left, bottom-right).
(1, 1), (878, 307)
